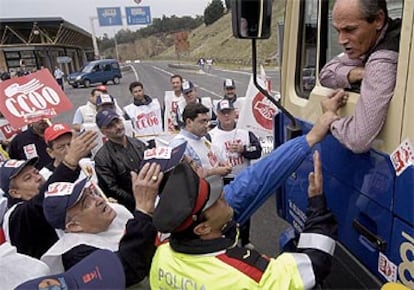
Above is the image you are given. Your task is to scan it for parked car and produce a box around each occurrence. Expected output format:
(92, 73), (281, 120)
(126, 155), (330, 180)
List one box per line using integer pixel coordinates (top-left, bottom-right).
(67, 59), (122, 88)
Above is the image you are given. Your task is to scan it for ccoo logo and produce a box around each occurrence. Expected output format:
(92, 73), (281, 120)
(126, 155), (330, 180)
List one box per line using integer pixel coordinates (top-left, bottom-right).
(251, 92), (277, 130)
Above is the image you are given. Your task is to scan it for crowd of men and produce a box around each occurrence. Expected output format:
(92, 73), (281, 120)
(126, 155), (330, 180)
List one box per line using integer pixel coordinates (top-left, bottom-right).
(0, 70), (340, 289)
(0, 0), (403, 288)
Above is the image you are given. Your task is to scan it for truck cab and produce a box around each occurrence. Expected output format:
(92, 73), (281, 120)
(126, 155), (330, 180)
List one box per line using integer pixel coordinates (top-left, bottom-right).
(280, 0), (412, 288)
(234, 0), (413, 288)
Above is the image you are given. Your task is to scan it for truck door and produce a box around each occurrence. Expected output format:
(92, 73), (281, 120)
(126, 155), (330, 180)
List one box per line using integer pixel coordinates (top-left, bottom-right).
(278, 0), (411, 287)
(102, 62), (112, 83)
(91, 63), (104, 83)
(390, 3), (414, 286)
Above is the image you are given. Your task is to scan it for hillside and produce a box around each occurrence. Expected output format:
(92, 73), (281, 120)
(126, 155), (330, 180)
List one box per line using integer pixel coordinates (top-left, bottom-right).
(104, 2), (284, 66)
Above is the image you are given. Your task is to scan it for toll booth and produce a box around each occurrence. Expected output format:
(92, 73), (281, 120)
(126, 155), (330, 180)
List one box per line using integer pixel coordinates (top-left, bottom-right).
(0, 17), (94, 76)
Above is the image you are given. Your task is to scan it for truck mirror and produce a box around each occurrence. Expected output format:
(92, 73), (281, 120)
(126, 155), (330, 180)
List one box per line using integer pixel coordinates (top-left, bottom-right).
(232, 0), (272, 39)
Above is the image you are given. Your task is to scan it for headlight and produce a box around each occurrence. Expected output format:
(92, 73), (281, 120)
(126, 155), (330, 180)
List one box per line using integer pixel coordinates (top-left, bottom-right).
(76, 76), (82, 81)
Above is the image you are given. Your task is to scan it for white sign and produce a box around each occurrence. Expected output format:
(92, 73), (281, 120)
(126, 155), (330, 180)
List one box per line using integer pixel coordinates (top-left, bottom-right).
(237, 68), (278, 157)
(390, 138), (414, 176)
(56, 56), (72, 64)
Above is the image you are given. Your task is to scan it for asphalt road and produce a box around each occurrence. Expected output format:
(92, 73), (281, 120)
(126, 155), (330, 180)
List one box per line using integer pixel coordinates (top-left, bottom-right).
(55, 60), (287, 257)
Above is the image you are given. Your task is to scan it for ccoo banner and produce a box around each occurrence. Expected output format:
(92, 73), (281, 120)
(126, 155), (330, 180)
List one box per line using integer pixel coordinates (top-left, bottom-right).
(236, 68), (278, 157)
(0, 69), (73, 129)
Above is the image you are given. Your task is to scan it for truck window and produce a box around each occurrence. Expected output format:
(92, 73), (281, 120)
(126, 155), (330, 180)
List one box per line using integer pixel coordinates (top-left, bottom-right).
(295, 0), (318, 98)
(322, 0), (342, 66)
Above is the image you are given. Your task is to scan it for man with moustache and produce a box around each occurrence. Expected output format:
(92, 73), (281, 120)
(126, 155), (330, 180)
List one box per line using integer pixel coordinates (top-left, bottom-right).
(215, 79), (245, 122)
(319, 0), (400, 153)
(94, 109), (147, 212)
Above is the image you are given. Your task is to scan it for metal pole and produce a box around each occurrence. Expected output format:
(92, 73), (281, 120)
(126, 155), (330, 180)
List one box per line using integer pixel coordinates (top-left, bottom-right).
(114, 29), (120, 61)
(89, 16), (100, 59)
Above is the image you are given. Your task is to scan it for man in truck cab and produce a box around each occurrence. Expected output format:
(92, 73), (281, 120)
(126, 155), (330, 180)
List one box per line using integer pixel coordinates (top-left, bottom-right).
(319, 0), (400, 153)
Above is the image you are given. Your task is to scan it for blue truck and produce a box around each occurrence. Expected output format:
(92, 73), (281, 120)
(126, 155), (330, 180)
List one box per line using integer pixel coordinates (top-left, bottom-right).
(233, 0), (413, 288)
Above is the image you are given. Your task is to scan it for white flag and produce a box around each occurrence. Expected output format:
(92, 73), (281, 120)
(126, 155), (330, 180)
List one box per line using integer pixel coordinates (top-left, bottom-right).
(237, 69), (278, 156)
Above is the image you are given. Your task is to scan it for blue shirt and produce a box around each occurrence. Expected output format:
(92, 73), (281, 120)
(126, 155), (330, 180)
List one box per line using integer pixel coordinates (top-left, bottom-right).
(169, 129), (204, 166)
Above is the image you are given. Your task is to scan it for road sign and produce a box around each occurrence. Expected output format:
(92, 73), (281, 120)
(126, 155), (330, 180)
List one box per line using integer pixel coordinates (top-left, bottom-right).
(97, 7), (123, 26)
(125, 6), (151, 25)
(56, 56), (72, 64)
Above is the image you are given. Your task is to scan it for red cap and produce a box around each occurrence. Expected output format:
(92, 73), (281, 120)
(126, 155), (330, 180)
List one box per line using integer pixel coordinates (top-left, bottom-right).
(0, 228), (5, 245)
(44, 123), (72, 144)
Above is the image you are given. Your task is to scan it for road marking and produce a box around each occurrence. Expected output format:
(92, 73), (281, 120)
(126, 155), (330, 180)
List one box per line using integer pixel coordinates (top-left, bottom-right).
(127, 64), (139, 81)
(198, 85), (221, 98)
(151, 65), (173, 76)
(215, 68), (251, 76)
(150, 65), (222, 98)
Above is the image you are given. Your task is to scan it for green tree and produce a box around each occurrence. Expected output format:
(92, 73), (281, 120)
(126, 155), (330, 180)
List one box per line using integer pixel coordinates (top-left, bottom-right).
(204, 0), (224, 26)
(136, 15), (203, 38)
(98, 33), (115, 51)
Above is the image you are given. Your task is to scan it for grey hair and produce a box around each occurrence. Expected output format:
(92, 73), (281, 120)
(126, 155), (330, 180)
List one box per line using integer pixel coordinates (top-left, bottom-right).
(358, 0), (388, 22)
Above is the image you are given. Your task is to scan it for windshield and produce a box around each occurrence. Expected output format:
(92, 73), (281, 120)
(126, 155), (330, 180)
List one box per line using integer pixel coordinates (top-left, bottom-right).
(81, 63), (95, 73)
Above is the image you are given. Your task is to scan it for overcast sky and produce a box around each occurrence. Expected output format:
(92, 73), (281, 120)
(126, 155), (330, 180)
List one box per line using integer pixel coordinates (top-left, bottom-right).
(0, 0), (213, 36)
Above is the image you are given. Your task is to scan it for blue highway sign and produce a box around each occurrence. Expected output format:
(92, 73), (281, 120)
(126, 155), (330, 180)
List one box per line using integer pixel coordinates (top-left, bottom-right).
(125, 6), (151, 25)
(97, 7), (123, 26)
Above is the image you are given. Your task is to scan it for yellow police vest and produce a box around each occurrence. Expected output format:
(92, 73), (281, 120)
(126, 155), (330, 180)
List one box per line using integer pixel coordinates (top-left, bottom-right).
(0, 145), (8, 161)
(150, 243), (311, 290)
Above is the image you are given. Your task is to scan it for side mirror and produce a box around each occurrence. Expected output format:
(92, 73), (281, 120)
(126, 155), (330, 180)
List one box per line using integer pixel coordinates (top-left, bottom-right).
(232, 0), (272, 39)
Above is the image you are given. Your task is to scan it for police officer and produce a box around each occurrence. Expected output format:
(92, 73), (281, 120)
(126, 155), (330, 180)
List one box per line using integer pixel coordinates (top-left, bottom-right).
(150, 111), (340, 289)
(150, 151), (337, 289)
